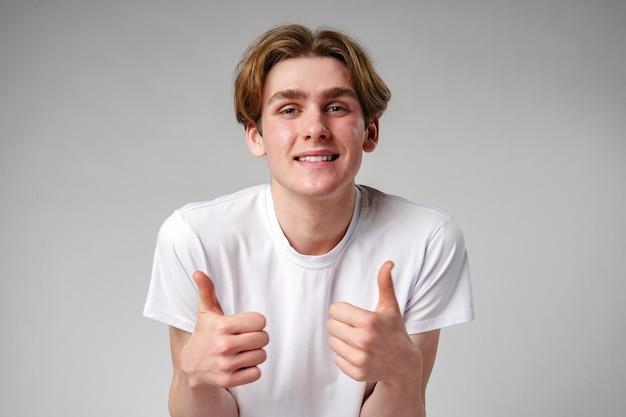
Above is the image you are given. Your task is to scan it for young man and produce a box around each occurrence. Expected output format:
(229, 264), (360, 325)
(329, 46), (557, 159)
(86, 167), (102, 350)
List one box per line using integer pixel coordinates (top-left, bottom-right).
(144, 24), (474, 417)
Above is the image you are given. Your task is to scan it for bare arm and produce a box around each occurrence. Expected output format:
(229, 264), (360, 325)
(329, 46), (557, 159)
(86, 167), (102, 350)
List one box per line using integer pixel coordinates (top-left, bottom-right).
(359, 329), (440, 417)
(327, 261), (441, 417)
(168, 271), (269, 417)
(168, 326), (239, 417)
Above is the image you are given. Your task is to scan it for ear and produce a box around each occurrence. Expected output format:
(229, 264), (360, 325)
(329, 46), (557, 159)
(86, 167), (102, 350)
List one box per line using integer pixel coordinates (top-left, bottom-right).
(246, 122), (266, 158)
(362, 116), (379, 153)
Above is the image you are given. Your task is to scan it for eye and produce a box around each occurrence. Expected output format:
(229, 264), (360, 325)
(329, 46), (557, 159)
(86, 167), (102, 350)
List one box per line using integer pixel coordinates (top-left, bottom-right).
(327, 105), (347, 113)
(279, 106), (299, 116)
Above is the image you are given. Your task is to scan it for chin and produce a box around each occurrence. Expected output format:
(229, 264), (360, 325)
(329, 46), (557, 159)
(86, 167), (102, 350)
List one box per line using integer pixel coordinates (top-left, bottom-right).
(299, 182), (354, 199)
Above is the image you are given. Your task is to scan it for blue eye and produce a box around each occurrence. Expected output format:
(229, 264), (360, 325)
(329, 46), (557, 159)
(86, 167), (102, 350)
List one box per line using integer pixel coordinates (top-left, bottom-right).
(327, 106), (345, 113)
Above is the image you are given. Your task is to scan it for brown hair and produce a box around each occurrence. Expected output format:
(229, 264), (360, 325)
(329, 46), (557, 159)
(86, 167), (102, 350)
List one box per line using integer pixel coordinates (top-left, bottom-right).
(234, 24), (391, 129)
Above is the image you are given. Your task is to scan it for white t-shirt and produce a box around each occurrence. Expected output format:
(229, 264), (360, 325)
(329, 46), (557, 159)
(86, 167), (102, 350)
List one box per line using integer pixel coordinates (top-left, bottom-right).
(144, 184), (474, 417)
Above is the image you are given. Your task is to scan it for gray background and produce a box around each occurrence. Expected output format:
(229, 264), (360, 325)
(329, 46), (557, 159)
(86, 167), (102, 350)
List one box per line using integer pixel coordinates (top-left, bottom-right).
(1, 0), (624, 416)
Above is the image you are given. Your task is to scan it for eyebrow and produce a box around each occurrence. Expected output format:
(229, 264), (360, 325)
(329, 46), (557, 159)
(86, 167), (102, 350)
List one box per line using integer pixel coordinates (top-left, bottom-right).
(267, 87), (358, 105)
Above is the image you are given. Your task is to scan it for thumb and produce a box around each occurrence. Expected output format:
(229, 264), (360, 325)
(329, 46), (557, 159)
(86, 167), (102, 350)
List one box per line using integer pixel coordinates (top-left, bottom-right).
(375, 260), (401, 315)
(193, 271), (224, 315)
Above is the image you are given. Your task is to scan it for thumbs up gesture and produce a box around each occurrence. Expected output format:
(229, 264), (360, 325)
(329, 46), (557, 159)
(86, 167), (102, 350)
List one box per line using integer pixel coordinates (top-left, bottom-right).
(179, 271), (269, 389)
(327, 261), (423, 383)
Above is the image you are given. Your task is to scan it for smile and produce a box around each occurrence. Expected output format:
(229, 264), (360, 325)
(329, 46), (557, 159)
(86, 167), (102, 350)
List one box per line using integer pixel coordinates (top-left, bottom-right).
(296, 155), (338, 162)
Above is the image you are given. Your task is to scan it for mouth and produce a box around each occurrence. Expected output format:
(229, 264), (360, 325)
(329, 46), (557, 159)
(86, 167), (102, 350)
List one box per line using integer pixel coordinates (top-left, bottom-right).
(295, 155), (339, 162)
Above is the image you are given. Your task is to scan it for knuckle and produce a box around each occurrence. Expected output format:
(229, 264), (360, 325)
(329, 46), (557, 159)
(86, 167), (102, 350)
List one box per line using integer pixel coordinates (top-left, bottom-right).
(214, 373), (235, 388)
(353, 333), (376, 352)
(213, 320), (234, 334)
(351, 351), (371, 368)
(215, 356), (238, 373)
(360, 315), (380, 332)
(213, 338), (235, 355)
(349, 366), (368, 381)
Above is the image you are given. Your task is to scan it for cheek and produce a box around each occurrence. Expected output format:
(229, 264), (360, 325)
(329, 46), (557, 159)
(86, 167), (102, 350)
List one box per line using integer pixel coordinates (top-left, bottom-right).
(347, 126), (369, 147)
(260, 133), (292, 163)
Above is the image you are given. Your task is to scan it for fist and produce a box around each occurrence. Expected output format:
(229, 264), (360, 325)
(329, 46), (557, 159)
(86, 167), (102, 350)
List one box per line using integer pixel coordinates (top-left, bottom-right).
(327, 261), (420, 382)
(181, 271), (269, 388)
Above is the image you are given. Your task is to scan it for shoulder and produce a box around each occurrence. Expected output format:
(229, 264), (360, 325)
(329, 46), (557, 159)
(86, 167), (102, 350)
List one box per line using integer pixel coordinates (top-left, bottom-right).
(359, 185), (445, 215)
(158, 184), (269, 242)
(176, 184), (268, 217)
(356, 185), (466, 247)
(358, 185), (449, 225)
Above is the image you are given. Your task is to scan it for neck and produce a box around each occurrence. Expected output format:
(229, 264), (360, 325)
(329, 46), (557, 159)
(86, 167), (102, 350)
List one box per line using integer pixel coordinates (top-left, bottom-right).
(271, 183), (356, 256)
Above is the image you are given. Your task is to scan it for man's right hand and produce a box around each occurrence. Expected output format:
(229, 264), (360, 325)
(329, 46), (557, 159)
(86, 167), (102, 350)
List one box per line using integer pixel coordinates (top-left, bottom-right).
(179, 271), (269, 389)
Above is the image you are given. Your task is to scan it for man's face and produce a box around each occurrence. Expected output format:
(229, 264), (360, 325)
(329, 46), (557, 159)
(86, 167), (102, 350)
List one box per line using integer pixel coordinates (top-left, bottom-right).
(246, 56), (378, 201)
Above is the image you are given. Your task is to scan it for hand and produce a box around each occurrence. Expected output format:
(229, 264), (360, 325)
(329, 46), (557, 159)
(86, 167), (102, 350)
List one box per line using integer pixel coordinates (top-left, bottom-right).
(180, 271), (269, 389)
(327, 261), (423, 384)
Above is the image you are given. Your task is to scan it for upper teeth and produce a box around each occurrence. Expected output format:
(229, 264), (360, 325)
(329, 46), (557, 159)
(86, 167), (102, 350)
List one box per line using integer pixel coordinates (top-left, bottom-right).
(297, 155), (334, 162)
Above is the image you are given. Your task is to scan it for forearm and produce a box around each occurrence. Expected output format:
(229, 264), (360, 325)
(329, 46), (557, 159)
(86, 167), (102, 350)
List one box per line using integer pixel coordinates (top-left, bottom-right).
(360, 342), (426, 417)
(168, 371), (238, 417)
(360, 378), (425, 417)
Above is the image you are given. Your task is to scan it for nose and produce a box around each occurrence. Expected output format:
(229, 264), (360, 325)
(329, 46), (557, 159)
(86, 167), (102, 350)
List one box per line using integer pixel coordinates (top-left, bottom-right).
(305, 110), (329, 140)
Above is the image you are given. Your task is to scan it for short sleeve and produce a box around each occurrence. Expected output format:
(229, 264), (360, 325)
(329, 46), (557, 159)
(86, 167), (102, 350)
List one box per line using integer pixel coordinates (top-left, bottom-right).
(404, 216), (474, 334)
(143, 211), (202, 333)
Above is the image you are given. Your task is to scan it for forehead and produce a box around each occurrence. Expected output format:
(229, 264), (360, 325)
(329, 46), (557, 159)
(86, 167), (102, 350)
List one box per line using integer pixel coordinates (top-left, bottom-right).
(263, 56), (355, 99)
